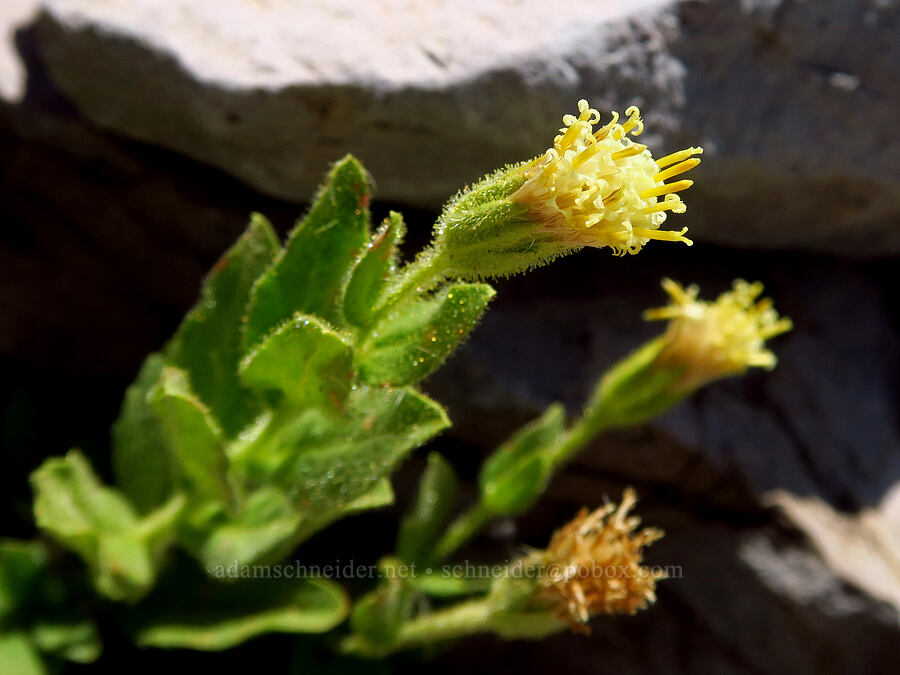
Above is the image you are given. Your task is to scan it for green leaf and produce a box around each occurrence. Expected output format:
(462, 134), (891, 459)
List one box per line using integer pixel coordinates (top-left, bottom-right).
(359, 282), (495, 386)
(237, 387), (448, 544)
(282, 387), (446, 512)
(479, 403), (565, 516)
(396, 453), (458, 563)
(149, 367), (232, 510)
(240, 314), (353, 412)
(0, 540), (47, 622)
(349, 577), (415, 644)
(244, 155), (371, 348)
(30, 451), (179, 602)
(343, 211), (405, 329)
(0, 631), (46, 675)
(167, 213), (281, 437)
(201, 480), (393, 570)
(134, 577), (348, 650)
(344, 478), (395, 514)
(29, 620), (101, 664)
(32, 450), (140, 560)
(112, 354), (175, 513)
(1, 541), (102, 665)
(199, 488), (302, 569)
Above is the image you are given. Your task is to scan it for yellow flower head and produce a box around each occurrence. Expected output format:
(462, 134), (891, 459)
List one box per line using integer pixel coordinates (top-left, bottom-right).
(513, 100), (702, 256)
(536, 488), (665, 632)
(645, 278), (793, 390)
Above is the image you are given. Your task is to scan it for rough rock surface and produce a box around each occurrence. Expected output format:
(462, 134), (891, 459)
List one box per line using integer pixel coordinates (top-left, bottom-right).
(26, 0), (900, 256)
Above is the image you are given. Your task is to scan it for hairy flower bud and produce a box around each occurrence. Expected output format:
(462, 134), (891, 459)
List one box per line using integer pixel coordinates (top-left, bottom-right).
(431, 100), (702, 279)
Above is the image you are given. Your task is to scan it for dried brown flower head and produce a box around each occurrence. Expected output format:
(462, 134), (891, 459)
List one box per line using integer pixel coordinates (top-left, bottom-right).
(536, 488), (665, 632)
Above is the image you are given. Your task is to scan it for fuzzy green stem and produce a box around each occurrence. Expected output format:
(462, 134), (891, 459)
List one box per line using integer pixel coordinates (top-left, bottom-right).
(357, 249), (450, 346)
(429, 501), (493, 562)
(429, 406), (614, 563)
(342, 597), (565, 657)
(395, 598), (494, 645)
(548, 407), (612, 469)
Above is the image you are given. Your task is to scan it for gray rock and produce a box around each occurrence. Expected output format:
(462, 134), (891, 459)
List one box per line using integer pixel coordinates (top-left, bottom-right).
(28, 0), (900, 256)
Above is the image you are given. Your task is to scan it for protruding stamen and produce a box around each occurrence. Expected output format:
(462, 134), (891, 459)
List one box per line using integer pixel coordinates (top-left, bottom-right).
(654, 158), (701, 181)
(572, 142), (605, 169)
(645, 195), (686, 214)
(620, 106), (644, 137)
(611, 144), (647, 161)
(633, 227), (693, 245)
(640, 180), (693, 200)
(655, 147), (703, 169)
(555, 121), (584, 152)
(594, 111), (619, 141)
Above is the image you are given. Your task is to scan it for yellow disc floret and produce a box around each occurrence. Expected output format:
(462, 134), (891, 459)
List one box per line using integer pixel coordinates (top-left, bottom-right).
(644, 278), (793, 390)
(513, 100), (702, 255)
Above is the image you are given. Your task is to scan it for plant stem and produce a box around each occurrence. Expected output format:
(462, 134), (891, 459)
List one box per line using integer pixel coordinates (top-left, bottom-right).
(342, 597), (565, 657)
(357, 249), (450, 346)
(430, 405), (613, 563)
(548, 407), (611, 469)
(394, 598), (494, 646)
(429, 501), (493, 562)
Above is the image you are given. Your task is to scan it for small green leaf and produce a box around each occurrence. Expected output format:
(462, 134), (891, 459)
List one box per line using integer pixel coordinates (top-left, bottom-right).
(244, 155), (371, 348)
(167, 213), (281, 437)
(359, 282), (495, 386)
(349, 577), (415, 644)
(479, 403), (565, 516)
(149, 367), (232, 510)
(343, 211), (405, 328)
(240, 314), (353, 412)
(112, 354), (175, 513)
(199, 488), (301, 569)
(236, 387), (448, 545)
(0, 631), (46, 675)
(280, 387), (447, 512)
(30, 451), (179, 602)
(396, 453), (458, 563)
(1, 541), (102, 665)
(32, 451), (140, 560)
(29, 620), (101, 664)
(343, 478), (395, 514)
(134, 577), (348, 650)
(0, 540), (47, 621)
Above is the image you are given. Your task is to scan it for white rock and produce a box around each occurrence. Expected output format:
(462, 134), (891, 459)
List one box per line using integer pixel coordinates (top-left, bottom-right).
(28, 0), (900, 254)
(0, 0), (42, 101)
